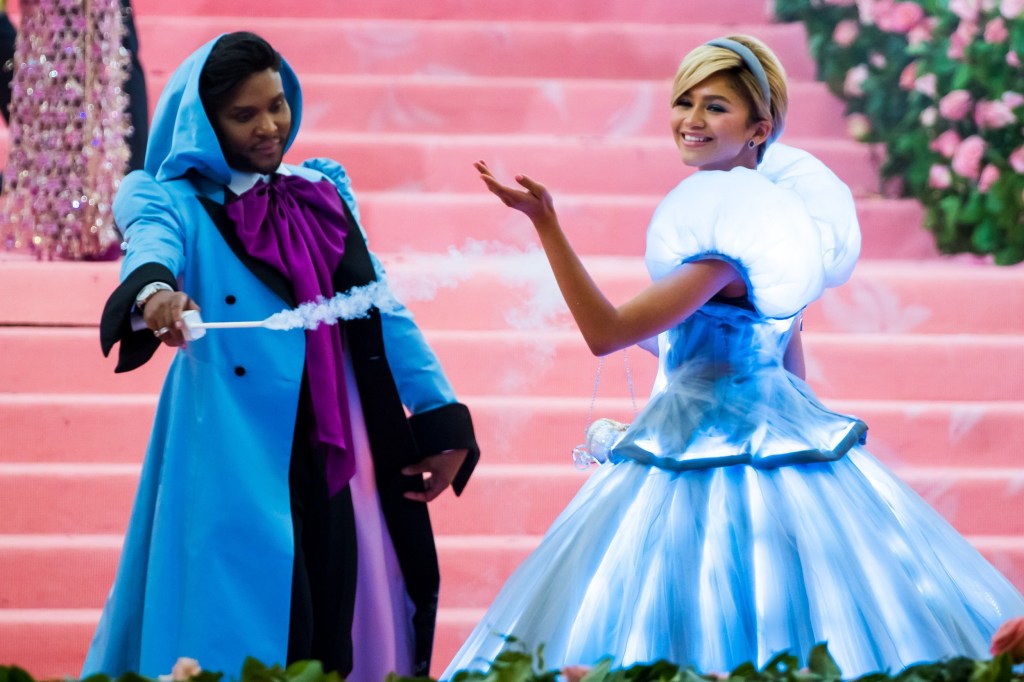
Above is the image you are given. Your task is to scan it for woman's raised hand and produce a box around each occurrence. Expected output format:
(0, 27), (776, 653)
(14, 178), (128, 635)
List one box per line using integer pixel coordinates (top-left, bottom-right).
(474, 161), (556, 227)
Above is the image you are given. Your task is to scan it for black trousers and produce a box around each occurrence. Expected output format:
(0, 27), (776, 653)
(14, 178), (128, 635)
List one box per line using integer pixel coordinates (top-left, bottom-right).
(286, 393), (358, 675)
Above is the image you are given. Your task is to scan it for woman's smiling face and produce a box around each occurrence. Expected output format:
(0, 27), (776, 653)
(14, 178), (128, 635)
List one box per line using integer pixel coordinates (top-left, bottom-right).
(670, 72), (769, 172)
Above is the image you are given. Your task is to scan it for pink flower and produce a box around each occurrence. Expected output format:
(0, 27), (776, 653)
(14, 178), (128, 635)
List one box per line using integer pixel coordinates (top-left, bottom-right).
(1010, 52), (1022, 67)
(562, 666), (592, 682)
(929, 164), (953, 189)
(985, 17), (1009, 42)
(833, 19), (860, 46)
(949, 20), (979, 59)
(876, 1), (926, 32)
(978, 164), (1000, 192)
(938, 89), (973, 120)
(899, 61), (917, 90)
(1009, 146), (1024, 173)
(1003, 91), (1024, 108)
(991, 617), (1024, 662)
(847, 113), (871, 139)
(844, 64), (870, 97)
(920, 106), (938, 126)
(870, 52), (887, 68)
(951, 135), (986, 180)
(857, 0), (882, 24)
(974, 99), (1017, 128)
(1002, 0), (1024, 18)
(951, 0), (981, 20)
(930, 129), (962, 158)
(908, 17), (939, 46)
(915, 73), (938, 97)
(170, 658), (202, 681)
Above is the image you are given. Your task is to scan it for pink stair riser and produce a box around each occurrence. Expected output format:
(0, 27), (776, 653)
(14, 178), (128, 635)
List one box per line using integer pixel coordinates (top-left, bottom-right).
(1, 464), (1023, 537)
(143, 75), (847, 138)
(357, 197), (937, 260)
(278, 133), (881, 197)
(7, 256), (1024, 332)
(129, 0), (773, 24)
(3, 328), (1022, 401)
(3, 394), (1024, 471)
(2, 535), (1023, 610)
(134, 19), (817, 83)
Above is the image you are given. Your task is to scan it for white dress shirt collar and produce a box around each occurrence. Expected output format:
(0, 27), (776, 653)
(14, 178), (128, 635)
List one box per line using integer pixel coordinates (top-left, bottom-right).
(227, 164), (292, 196)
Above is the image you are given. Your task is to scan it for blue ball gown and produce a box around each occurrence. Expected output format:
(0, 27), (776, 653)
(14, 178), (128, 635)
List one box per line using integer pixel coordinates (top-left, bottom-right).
(442, 145), (1024, 678)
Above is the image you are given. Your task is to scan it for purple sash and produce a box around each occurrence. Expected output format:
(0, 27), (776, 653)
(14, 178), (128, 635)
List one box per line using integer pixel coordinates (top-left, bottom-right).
(226, 173), (354, 494)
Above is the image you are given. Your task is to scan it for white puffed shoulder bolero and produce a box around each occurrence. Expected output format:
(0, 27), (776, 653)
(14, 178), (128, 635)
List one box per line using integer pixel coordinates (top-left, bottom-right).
(644, 143), (862, 319)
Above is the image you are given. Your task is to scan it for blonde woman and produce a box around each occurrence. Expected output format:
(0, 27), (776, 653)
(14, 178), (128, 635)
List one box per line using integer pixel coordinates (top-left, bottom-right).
(443, 35), (1024, 678)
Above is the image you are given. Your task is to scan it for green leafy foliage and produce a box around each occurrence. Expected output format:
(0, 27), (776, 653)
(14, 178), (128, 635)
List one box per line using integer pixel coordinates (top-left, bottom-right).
(774, 1), (1024, 264)
(4, 645), (1016, 682)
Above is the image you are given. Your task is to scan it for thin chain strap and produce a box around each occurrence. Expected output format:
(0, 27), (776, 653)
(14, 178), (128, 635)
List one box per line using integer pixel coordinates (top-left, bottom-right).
(572, 350), (639, 469)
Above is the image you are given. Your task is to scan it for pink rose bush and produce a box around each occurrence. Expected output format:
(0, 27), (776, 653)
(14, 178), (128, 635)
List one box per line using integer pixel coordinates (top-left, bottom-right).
(775, 0), (1024, 264)
(846, 113), (872, 139)
(929, 164), (953, 189)
(991, 616), (1024, 661)
(1002, 0), (1024, 18)
(951, 135), (986, 179)
(929, 130), (961, 158)
(875, 1), (925, 31)
(938, 89), (973, 120)
(833, 18), (860, 45)
(979, 164), (1000, 192)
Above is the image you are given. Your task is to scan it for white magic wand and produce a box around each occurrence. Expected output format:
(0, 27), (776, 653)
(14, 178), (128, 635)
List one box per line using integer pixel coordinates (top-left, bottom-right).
(179, 281), (400, 342)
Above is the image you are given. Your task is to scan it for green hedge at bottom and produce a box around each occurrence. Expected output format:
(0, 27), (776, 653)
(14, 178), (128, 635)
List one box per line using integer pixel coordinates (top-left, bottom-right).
(0, 644), (1018, 682)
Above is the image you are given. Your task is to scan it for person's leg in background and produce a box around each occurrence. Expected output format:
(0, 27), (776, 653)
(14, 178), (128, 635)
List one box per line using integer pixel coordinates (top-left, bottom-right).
(120, 0), (148, 173)
(0, 7), (16, 192)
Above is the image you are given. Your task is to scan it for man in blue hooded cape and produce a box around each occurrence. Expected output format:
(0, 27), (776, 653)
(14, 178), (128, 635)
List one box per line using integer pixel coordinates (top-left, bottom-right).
(87, 31), (479, 680)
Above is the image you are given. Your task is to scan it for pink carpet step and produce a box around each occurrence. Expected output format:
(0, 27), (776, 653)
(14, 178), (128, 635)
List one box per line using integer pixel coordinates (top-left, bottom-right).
(353, 195), (938, 259)
(144, 74), (847, 138)
(0, 610), (97, 680)
(129, 0), (772, 24)
(283, 133), (881, 197)
(5, 394), (1024, 471)
(3, 463), (1024, 538)
(7, 256), (1021, 332)
(436, 332), (1024, 402)
(385, 258), (1024, 335)
(3, 328), (1024, 401)
(135, 18), (817, 83)
(0, 129), (880, 201)
(3, 533), (1023, 611)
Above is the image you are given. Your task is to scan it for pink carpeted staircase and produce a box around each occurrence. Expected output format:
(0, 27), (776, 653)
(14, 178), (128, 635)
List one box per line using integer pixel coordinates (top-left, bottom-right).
(2, 0), (1024, 678)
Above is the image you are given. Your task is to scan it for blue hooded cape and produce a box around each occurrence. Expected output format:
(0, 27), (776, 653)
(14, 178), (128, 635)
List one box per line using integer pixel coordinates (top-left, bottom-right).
(88, 35), (478, 677)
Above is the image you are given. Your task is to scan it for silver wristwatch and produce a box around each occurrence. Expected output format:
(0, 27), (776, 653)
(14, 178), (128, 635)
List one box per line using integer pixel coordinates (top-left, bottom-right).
(135, 282), (174, 310)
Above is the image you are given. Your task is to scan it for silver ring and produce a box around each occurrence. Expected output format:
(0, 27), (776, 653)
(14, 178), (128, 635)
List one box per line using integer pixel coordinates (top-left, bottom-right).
(154, 326), (170, 337)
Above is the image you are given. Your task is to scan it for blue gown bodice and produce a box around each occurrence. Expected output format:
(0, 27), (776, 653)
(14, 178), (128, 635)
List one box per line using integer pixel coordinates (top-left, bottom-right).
(609, 301), (867, 472)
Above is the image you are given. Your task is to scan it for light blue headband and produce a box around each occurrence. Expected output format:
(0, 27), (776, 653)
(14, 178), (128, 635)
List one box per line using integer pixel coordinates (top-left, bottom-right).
(705, 38), (771, 110)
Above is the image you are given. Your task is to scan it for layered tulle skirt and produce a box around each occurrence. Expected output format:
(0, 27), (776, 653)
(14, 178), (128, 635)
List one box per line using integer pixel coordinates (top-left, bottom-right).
(442, 447), (1024, 678)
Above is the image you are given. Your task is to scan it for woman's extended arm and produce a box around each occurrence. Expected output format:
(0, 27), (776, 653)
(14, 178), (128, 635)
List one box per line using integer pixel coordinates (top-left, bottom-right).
(476, 162), (740, 356)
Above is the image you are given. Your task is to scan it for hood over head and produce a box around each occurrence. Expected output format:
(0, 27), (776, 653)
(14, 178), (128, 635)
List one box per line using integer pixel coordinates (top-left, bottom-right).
(144, 33), (303, 184)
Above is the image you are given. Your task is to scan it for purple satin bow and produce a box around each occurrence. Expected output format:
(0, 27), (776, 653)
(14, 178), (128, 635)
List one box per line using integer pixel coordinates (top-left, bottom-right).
(226, 173), (354, 494)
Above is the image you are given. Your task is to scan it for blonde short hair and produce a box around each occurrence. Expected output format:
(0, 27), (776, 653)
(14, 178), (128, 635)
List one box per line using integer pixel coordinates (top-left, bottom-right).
(670, 35), (788, 160)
